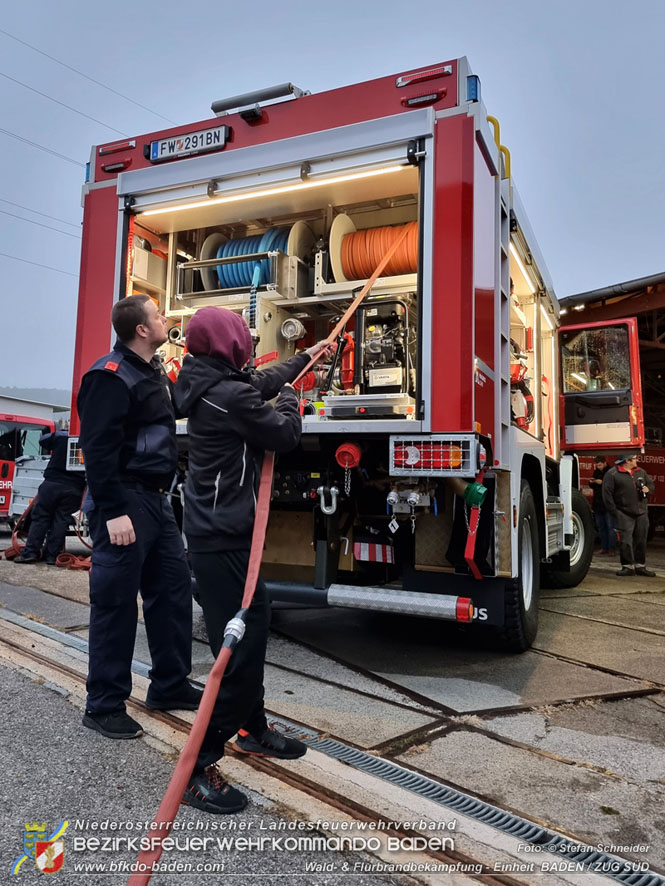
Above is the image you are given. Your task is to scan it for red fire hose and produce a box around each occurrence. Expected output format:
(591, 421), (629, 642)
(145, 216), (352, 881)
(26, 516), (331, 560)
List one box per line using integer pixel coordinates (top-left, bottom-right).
(128, 225), (411, 885)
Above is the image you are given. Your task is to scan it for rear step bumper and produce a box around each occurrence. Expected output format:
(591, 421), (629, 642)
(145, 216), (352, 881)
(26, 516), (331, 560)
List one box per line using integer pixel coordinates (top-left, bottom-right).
(265, 580), (473, 621)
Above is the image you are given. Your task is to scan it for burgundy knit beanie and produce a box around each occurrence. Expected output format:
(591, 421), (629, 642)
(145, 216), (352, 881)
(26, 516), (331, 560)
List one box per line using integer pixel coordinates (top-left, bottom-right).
(185, 307), (252, 369)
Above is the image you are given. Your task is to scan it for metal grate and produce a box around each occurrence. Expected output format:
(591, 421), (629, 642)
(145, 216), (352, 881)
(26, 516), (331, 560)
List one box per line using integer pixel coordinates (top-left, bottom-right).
(390, 435), (476, 476)
(66, 437), (86, 472)
(271, 716), (664, 886)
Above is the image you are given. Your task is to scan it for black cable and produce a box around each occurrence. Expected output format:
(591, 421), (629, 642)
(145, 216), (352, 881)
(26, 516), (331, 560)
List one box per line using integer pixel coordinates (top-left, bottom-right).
(0, 198), (80, 229)
(0, 126), (84, 166)
(0, 208), (81, 238)
(0, 26), (176, 125)
(0, 70), (126, 136)
(0, 252), (78, 277)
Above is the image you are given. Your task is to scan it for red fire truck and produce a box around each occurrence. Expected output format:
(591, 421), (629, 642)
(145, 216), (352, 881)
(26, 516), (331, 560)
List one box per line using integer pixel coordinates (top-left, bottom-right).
(0, 414), (55, 523)
(68, 60), (644, 650)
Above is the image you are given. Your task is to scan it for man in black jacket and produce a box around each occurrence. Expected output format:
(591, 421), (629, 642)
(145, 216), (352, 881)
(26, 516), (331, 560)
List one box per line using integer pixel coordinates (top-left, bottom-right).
(602, 454), (655, 577)
(588, 455), (616, 555)
(175, 306), (332, 814)
(14, 428), (86, 565)
(78, 295), (201, 741)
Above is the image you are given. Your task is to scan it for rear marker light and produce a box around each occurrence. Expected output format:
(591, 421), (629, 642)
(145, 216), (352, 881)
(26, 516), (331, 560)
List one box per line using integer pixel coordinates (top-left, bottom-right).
(456, 598), (473, 622)
(401, 90), (446, 108)
(102, 160), (131, 173)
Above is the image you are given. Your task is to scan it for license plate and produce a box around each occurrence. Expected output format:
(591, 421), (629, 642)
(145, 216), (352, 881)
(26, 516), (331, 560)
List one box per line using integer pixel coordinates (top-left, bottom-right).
(149, 125), (229, 163)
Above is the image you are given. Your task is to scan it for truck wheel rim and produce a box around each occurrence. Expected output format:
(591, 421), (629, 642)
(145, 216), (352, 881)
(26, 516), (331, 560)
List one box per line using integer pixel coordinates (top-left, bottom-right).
(569, 511), (584, 567)
(521, 519), (534, 609)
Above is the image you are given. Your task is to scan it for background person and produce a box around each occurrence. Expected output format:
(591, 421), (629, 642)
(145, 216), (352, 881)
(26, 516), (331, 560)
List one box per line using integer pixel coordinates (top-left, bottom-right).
(175, 306), (333, 814)
(14, 428), (86, 565)
(78, 294), (200, 741)
(602, 453), (655, 577)
(588, 455), (616, 555)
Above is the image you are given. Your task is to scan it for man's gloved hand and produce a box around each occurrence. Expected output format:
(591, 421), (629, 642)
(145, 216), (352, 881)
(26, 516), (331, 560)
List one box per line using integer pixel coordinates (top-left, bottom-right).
(106, 515), (136, 546)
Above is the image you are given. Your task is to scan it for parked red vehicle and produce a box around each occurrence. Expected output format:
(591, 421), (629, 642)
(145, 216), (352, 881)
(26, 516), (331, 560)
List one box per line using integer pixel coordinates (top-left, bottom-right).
(0, 414), (55, 522)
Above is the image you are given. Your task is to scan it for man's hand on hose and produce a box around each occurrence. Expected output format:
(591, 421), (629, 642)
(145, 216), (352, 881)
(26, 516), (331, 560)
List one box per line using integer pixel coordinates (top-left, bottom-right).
(106, 515), (136, 546)
(304, 340), (336, 364)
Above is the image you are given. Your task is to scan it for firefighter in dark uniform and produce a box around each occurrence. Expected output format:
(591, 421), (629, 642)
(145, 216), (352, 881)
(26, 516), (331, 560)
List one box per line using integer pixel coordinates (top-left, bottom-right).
(14, 428), (86, 565)
(78, 295), (201, 740)
(602, 453), (655, 577)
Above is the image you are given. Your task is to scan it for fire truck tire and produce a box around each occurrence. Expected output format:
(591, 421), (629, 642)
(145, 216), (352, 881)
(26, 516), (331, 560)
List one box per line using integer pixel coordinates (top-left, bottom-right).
(540, 489), (594, 589)
(499, 481), (540, 652)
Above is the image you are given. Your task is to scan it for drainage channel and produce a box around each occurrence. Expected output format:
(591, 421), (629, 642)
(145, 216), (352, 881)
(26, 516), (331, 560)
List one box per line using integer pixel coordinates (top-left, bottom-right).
(270, 722), (663, 886)
(3, 607), (663, 886)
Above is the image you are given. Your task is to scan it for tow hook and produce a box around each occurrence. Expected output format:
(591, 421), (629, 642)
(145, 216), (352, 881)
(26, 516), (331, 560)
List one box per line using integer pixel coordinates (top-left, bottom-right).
(317, 485), (339, 515)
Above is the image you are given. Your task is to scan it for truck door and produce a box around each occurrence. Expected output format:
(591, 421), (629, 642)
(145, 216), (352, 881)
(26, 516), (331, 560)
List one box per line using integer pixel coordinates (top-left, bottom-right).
(559, 318), (644, 450)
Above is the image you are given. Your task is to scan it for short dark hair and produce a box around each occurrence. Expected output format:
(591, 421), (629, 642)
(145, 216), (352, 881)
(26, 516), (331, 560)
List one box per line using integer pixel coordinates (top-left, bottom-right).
(111, 295), (151, 342)
(594, 456), (605, 464)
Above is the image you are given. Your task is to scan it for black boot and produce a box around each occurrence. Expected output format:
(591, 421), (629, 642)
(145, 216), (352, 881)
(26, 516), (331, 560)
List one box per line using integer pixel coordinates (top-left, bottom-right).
(615, 566), (635, 576)
(146, 682), (202, 711)
(183, 766), (247, 814)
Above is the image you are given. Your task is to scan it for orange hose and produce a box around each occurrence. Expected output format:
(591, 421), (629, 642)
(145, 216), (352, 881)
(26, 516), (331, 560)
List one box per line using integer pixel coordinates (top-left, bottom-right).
(341, 222), (418, 280)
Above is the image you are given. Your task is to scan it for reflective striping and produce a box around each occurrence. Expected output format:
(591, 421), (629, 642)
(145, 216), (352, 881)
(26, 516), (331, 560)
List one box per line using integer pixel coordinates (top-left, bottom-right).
(353, 542), (394, 563)
(201, 397), (228, 413)
(239, 441), (247, 487)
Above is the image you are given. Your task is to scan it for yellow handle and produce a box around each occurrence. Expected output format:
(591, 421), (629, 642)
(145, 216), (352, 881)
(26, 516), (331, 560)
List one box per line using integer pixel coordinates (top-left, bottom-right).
(486, 115), (511, 179)
(486, 115), (500, 149)
(499, 144), (511, 180)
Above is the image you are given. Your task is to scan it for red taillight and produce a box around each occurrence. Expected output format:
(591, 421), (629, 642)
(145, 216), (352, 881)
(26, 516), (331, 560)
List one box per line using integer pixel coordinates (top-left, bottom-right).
(393, 442), (463, 469)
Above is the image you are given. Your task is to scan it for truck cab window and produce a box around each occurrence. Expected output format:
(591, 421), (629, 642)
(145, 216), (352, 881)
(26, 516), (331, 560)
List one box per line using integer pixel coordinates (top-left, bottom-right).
(560, 326), (631, 393)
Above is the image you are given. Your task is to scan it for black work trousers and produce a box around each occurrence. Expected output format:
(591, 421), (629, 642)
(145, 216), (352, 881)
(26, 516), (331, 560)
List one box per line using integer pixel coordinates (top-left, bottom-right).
(23, 479), (82, 560)
(86, 487), (192, 714)
(616, 510), (649, 566)
(190, 549), (270, 771)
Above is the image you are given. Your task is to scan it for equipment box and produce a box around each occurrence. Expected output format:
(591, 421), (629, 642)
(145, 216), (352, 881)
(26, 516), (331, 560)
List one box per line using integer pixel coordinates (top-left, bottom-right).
(9, 455), (49, 518)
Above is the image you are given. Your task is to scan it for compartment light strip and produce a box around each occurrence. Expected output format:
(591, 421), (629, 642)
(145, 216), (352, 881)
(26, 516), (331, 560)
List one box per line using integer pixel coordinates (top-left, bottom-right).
(141, 164), (406, 217)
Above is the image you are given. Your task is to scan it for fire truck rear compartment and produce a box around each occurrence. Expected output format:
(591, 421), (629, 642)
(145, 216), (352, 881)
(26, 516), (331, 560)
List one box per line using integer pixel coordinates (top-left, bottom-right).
(129, 161), (421, 422)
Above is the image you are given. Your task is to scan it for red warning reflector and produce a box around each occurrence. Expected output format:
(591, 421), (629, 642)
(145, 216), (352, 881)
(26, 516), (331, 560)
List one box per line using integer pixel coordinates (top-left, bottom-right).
(396, 65), (453, 88)
(456, 597), (473, 622)
(99, 140), (137, 155)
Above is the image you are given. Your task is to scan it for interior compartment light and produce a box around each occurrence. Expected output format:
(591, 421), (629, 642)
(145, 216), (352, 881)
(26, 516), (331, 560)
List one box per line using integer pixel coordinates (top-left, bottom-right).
(509, 242), (536, 294)
(571, 372), (587, 385)
(141, 164), (406, 217)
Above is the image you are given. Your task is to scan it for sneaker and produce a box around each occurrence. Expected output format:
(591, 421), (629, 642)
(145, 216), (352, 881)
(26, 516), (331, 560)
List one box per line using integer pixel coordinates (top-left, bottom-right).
(146, 682), (202, 711)
(615, 566), (635, 577)
(234, 727), (307, 760)
(182, 766), (247, 814)
(635, 567), (656, 577)
(14, 552), (38, 564)
(82, 710), (143, 739)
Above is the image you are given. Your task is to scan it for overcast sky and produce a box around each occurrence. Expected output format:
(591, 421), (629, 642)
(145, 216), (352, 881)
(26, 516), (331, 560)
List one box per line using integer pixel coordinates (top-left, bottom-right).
(1, 0), (664, 392)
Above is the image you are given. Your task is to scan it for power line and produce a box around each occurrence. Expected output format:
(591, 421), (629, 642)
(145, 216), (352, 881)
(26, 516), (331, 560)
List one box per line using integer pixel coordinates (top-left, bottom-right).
(0, 208), (81, 238)
(0, 198), (80, 229)
(0, 70), (126, 136)
(0, 251), (78, 277)
(0, 126), (84, 167)
(0, 26), (176, 126)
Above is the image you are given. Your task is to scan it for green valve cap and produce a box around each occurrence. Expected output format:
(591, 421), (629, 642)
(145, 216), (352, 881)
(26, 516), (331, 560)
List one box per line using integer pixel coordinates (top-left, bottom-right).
(463, 481), (487, 507)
